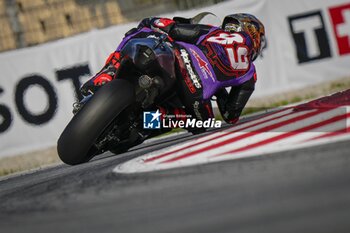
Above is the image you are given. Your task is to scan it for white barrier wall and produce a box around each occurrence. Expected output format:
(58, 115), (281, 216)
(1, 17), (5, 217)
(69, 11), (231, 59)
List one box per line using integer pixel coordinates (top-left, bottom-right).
(0, 0), (349, 157)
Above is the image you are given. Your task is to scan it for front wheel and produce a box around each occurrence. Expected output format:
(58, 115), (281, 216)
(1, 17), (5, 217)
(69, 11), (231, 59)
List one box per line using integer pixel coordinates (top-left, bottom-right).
(57, 79), (135, 165)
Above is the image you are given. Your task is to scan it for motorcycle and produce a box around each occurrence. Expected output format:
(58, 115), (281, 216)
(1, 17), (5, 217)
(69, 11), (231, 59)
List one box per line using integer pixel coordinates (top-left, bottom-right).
(57, 13), (223, 165)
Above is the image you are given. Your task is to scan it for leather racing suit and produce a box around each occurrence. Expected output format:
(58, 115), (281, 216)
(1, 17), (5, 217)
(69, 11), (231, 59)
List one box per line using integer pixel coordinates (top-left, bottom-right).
(81, 16), (256, 125)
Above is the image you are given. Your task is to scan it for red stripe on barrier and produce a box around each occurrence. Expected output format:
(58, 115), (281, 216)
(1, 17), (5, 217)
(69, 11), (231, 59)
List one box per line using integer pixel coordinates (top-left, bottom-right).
(161, 108), (333, 163)
(306, 126), (350, 141)
(213, 112), (350, 157)
(145, 108), (292, 163)
(229, 107), (292, 128)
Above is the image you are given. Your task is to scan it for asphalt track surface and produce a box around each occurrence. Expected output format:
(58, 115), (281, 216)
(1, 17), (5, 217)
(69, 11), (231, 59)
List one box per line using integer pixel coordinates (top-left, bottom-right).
(1, 125), (350, 233)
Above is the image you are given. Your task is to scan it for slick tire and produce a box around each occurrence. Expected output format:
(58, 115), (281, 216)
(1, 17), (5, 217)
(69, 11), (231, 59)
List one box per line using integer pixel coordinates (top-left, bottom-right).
(57, 79), (135, 165)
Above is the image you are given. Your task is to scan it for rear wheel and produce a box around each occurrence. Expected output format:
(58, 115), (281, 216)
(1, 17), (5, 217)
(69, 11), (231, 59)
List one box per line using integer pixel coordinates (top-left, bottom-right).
(57, 79), (135, 165)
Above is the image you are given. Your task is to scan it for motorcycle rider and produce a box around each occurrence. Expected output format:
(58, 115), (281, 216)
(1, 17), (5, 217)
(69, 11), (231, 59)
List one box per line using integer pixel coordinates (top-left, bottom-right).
(81, 13), (266, 130)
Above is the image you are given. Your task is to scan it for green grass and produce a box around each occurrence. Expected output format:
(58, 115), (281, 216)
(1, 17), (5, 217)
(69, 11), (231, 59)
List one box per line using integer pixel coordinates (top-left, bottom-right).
(0, 162), (40, 177)
(330, 82), (347, 89)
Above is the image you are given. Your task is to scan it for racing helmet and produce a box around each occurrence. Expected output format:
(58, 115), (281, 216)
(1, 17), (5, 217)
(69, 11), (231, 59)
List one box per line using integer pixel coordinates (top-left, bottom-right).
(222, 13), (266, 61)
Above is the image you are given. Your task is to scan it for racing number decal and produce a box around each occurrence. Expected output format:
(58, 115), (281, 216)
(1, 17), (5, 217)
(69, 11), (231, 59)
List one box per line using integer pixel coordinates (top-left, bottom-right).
(226, 46), (249, 70)
(207, 32), (244, 44)
(206, 32), (249, 72)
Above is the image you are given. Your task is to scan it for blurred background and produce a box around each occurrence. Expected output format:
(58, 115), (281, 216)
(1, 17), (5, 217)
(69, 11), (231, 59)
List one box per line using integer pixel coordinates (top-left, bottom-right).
(0, 0), (225, 52)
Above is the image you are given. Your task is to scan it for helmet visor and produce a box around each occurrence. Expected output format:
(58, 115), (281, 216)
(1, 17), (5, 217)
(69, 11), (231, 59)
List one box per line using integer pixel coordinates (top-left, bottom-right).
(224, 23), (242, 33)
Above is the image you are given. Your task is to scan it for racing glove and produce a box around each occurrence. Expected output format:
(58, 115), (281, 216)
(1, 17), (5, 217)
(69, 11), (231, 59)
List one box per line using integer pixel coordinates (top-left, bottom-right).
(138, 17), (175, 34)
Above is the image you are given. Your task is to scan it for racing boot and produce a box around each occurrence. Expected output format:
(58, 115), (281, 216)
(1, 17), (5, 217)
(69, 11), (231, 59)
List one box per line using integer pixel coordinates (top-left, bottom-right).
(81, 51), (122, 96)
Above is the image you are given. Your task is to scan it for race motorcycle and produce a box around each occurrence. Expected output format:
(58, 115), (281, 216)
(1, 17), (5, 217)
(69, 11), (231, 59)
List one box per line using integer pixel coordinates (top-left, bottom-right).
(57, 13), (223, 165)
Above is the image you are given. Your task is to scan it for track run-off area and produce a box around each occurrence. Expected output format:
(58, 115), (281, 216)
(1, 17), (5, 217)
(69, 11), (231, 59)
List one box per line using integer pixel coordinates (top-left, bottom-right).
(1, 89), (350, 233)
